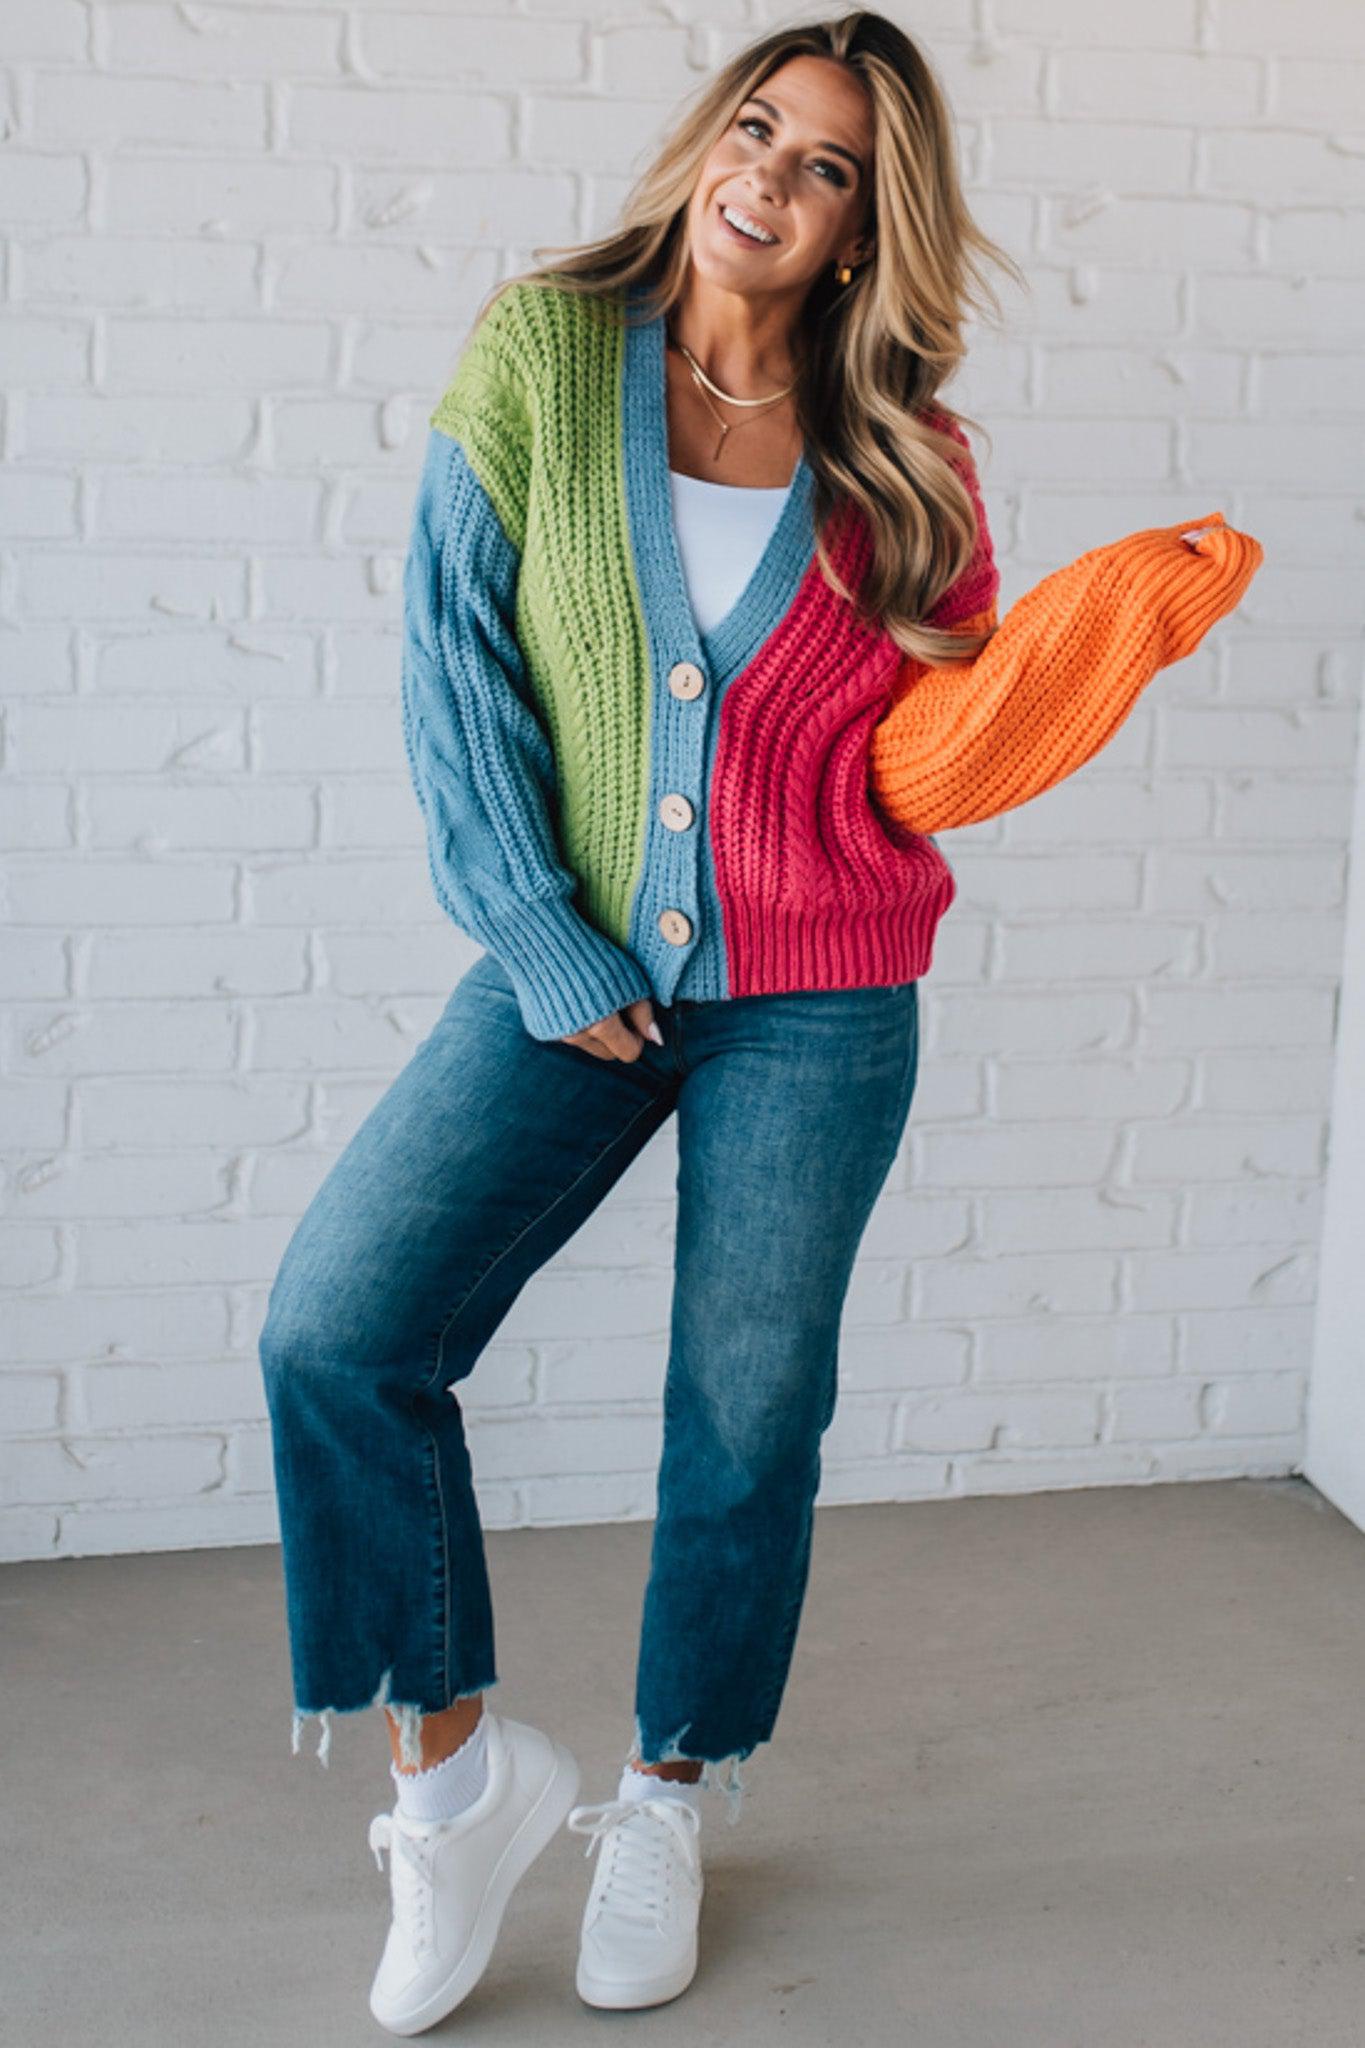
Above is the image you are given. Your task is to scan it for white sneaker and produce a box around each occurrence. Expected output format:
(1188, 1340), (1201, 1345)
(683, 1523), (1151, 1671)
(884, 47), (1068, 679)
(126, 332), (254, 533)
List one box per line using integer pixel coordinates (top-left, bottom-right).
(567, 1793), (704, 2009)
(366, 1709), (580, 2036)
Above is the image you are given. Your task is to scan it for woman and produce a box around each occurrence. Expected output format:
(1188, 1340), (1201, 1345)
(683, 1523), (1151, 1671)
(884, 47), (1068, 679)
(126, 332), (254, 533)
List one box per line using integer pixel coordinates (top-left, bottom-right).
(258, 9), (1262, 2035)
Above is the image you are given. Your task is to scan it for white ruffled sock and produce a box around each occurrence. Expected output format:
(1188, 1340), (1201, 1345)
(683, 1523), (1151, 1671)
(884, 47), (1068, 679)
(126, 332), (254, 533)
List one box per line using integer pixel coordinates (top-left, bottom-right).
(390, 1709), (490, 1823)
(617, 1762), (702, 1815)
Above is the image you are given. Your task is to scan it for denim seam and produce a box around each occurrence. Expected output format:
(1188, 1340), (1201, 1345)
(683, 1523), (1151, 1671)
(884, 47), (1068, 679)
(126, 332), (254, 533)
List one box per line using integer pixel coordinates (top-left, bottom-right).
(751, 1010), (917, 1737)
(751, 1445), (822, 1734)
(427, 1424), (452, 1707)
(406, 1086), (671, 1705)
(895, 994), (920, 1155)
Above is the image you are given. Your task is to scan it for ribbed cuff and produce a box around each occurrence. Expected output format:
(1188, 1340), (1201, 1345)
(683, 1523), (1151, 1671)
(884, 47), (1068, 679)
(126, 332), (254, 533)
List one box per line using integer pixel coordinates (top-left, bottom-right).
(1113, 514), (1265, 665)
(476, 894), (656, 1041)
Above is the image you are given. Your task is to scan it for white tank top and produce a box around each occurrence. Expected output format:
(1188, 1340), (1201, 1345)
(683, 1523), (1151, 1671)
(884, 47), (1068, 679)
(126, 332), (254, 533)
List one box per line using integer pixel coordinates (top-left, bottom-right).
(668, 467), (793, 638)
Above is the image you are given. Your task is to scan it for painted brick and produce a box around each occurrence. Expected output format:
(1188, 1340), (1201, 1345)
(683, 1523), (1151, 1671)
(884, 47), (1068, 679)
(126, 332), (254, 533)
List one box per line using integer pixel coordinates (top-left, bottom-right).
(0, 2), (1353, 1567)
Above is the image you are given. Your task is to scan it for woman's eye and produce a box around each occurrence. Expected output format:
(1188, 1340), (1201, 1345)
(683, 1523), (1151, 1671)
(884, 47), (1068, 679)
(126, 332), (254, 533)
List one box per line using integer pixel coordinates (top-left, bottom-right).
(737, 117), (848, 186)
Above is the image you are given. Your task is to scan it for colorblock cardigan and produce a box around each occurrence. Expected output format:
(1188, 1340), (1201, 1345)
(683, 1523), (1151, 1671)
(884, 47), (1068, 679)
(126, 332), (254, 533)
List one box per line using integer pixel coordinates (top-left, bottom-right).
(402, 277), (1264, 1040)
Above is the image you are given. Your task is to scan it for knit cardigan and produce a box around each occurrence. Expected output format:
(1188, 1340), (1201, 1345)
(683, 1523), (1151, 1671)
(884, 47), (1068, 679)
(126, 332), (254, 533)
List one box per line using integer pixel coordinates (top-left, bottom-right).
(403, 277), (1264, 1041)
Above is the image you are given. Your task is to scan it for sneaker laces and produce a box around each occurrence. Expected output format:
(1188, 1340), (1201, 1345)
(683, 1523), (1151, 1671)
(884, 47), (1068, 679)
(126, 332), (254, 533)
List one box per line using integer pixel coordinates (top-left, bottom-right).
(368, 1810), (439, 1960)
(566, 1796), (701, 1932)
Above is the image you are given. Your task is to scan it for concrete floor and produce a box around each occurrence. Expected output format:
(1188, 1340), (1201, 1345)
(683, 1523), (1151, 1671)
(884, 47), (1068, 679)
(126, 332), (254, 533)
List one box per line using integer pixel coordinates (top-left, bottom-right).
(6, 1477), (1365, 2047)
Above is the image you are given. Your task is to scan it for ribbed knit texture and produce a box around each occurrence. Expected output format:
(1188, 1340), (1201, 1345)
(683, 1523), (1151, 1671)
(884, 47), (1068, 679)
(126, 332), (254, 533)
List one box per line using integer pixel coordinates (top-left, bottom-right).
(402, 277), (1265, 1039)
(869, 512), (1265, 833)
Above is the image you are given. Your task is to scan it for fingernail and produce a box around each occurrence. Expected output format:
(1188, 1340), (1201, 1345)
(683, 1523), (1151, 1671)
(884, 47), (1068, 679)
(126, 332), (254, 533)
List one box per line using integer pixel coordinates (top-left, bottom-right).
(647, 1021), (664, 1045)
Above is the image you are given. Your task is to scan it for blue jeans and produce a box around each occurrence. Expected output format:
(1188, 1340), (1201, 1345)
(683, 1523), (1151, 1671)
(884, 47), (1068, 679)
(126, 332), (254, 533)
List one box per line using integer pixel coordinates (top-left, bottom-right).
(258, 950), (919, 1823)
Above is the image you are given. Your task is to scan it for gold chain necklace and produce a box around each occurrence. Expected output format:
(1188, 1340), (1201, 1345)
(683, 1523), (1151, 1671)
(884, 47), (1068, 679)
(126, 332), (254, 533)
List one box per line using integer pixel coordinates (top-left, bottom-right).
(669, 329), (798, 464)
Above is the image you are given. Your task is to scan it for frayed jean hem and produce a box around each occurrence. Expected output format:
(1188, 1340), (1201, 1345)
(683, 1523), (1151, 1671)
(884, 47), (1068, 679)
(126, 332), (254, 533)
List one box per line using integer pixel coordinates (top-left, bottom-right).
(290, 1668), (499, 1770)
(630, 1713), (758, 1827)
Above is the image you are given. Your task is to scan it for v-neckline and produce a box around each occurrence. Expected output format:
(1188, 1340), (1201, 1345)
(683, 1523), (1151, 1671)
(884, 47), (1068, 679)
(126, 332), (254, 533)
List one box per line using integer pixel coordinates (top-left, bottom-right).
(622, 280), (815, 682)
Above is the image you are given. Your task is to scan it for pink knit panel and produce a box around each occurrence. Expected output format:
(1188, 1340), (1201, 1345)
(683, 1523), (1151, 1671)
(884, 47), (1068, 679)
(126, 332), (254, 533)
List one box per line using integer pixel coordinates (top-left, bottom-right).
(710, 497), (957, 998)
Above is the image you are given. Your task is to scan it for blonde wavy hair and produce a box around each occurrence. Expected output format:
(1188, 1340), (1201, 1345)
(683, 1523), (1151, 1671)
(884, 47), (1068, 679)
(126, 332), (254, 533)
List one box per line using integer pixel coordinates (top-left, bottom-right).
(480, 9), (1026, 665)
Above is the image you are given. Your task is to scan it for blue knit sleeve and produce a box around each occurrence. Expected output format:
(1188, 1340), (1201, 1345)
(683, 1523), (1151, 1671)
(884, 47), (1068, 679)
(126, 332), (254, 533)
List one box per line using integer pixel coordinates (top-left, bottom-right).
(401, 425), (655, 1040)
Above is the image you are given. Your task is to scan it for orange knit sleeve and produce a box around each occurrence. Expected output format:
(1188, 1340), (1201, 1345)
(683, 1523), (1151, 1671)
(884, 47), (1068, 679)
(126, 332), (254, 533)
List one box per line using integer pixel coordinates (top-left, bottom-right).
(868, 511), (1265, 836)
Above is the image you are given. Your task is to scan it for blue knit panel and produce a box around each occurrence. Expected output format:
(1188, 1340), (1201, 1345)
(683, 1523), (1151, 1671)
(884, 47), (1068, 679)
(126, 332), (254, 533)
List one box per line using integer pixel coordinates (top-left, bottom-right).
(403, 425), (654, 1040)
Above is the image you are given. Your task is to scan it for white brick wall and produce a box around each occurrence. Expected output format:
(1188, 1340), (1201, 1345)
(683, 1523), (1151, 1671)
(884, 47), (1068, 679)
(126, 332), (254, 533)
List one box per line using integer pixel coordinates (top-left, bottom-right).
(3, 1), (1363, 1562)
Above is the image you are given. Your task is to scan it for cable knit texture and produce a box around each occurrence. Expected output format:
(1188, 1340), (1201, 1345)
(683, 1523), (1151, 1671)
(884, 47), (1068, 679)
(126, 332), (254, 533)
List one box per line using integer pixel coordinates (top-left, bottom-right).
(404, 276), (1264, 1039)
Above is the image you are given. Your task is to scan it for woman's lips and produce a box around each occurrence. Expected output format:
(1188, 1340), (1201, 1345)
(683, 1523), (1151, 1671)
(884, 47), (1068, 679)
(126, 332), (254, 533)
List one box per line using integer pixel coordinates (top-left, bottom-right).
(716, 199), (778, 249)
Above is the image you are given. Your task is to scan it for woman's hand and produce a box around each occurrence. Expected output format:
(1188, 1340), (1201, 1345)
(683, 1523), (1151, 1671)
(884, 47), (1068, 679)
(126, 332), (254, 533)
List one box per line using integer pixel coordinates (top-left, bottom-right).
(561, 998), (664, 1063)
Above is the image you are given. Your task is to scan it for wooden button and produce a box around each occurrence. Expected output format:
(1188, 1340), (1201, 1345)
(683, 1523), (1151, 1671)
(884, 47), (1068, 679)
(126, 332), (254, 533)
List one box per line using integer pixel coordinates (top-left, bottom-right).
(658, 909), (693, 945)
(667, 660), (705, 700)
(658, 793), (695, 831)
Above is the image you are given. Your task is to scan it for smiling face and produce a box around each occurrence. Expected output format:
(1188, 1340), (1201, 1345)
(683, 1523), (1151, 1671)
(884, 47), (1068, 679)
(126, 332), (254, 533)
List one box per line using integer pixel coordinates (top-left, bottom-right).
(685, 53), (876, 304)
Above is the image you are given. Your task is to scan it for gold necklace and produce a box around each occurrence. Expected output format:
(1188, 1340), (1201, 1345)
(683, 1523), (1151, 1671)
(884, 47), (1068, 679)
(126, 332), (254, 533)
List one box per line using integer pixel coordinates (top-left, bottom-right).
(669, 331), (798, 464)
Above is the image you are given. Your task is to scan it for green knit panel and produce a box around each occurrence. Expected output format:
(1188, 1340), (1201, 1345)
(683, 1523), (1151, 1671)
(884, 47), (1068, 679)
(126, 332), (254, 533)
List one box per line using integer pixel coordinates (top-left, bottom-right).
(428, 281), (652, 953)
(429, 289), (531, 556)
